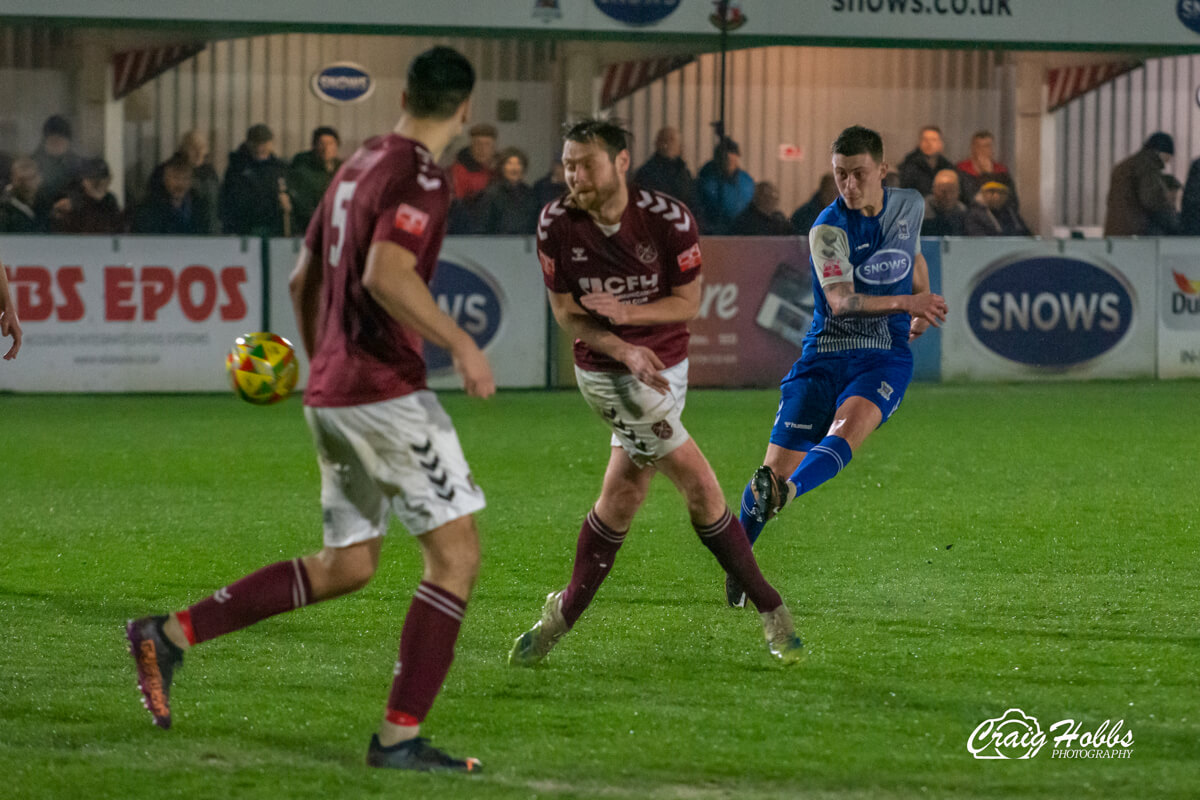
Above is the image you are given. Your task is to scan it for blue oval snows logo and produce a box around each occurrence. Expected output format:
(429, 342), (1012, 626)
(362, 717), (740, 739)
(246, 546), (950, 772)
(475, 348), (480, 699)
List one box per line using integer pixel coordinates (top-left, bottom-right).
(855, 248), (912, 286)
(311, 63), (374, 105)
(594, 0), (681, 26)
(1178, 0), (1200, 35)
(967, 254), (1135, 368)
(424, 258), (505, 373)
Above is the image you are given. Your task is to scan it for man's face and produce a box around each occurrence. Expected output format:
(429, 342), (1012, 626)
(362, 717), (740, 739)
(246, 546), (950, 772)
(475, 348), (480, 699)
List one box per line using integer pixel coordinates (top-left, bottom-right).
(832, 152), (887, 211)
(754, 183), (779, 213)
(982, 186), (1008, 210)
(563, 138), (626, 213)
(501, 155), (524, 183)
(918, 129), (944, 157)
(11, 163), (40, 198)
(252, 140), (274, 161)
(315, 134), (339, 163)
(657, 128), (681, 159)
(82, 176), (110, 201)
(183, 135), (208, 165)
(722, 150), (741, 176)
(931, 174), (959, 207)
(43, 134), (70, 158)
(164, 168), (192, 201)
(971, 136), (994, 163)
(470, 135), (495, 165)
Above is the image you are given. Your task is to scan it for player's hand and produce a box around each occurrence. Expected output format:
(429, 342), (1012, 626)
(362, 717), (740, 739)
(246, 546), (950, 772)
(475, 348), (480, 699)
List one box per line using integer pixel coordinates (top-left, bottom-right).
(451, 339), (495, 399)
(617, 344), (669, 394)
(909, 316), (930, 342)
(1, 309), (21, 360)
(580, 291), (631, 325)
(52, 197), (72, 218)
(908, 293), (948, 328)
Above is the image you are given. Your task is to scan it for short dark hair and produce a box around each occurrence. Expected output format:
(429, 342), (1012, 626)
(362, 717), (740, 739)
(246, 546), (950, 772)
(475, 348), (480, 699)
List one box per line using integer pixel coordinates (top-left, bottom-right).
(405, 46), (474, 120)
(972, 130), (994, 141)
(498, 146), (528, 171)
(163, 153), (192, 176)
(43, 114), (72, 140)
(920, 125), (943, 137)
(562, 118), (632, 160)
(832, 125), (884, 163)
(311, 126), (339, 147)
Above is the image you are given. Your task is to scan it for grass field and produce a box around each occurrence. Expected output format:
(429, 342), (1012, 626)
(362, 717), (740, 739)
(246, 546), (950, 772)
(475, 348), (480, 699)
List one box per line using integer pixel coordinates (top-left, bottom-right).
(2, 381), (1198, 799)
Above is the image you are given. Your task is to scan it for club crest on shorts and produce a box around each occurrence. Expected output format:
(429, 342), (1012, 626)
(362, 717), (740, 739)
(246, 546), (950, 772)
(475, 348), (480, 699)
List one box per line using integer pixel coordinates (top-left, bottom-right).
(651, 420), (674, 440)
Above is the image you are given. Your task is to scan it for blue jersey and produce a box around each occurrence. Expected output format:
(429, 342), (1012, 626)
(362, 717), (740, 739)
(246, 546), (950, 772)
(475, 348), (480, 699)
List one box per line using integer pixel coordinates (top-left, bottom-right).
(802, 187), (924, 358)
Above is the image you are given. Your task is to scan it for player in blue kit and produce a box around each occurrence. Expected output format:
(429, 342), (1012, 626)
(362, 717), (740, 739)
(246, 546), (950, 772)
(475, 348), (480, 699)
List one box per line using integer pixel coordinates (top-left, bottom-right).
(725, 125), (949, 607)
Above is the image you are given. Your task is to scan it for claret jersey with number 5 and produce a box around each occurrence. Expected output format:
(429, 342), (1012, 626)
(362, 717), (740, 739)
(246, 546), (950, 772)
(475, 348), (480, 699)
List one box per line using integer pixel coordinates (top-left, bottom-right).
(304, 133), (450, 407)
(804, 186), (924, 358)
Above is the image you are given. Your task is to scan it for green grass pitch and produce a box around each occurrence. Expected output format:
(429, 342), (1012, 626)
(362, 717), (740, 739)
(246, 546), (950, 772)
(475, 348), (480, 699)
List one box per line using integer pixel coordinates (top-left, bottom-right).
(2, 381), (1198, 799)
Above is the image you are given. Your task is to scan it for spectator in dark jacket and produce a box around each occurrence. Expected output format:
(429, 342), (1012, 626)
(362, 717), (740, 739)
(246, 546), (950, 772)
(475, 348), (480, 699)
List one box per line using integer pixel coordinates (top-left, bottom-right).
(482, 147), (539, 235)
(220, 124), (292, 236)
(965, 181), (1030, 237)
(0, 157), (46, 233)
(898, 125), (954, 198)
(633, 126), (696, 210)
(51, 157), (124, 234)
(132, 155), (212, 235)
(1104, 132), (1178, 236)
(148, 130), (221, 234)
(956, 130), (1017, 209)
(696, 137), (755, 234)
(447, 123), (497, 234)
(922, 169), (967, 236)
(533, 161), (567, 208)
(731, 182), (792, 236)
(1181, 156), (1200, 235)
(32, 115), (83, 221)
(289, 126), (342, 234)
(790, 173), (837, 236)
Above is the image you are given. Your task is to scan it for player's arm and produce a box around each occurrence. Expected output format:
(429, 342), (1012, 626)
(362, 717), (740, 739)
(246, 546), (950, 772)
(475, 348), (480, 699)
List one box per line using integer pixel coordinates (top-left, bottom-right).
(548, 289), (670, 394)
(909, 252), (934, 341)
(362, 240), (494, 398)
(0, 258), (23, 360)
(288, 245), (323, 359)
(578, 279), (700, 326)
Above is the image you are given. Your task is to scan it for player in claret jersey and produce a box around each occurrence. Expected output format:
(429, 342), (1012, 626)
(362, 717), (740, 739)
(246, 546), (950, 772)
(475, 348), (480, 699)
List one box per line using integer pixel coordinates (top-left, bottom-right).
(126, 47), (492, 773)
(508, 118), (804, 667)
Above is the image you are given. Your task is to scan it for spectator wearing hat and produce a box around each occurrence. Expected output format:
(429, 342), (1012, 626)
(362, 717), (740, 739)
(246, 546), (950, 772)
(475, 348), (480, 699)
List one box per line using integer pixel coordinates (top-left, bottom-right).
(219, 123), (291, 236)
(447, 123), (497, 234)
(289, 126), (342, 234)
(965, 180), (1030, 237)
(0, 157), (47, 233)
(1104, 132), (1179, 236)
(132, 155), (212, 235)
(481, 147), (539, 235)
(696, 136), (755, 234)
(51, 157), (124, 234)
(32, 114), (83, 220)
(147, 130), (221, 233)
(898, 125), (954, 198)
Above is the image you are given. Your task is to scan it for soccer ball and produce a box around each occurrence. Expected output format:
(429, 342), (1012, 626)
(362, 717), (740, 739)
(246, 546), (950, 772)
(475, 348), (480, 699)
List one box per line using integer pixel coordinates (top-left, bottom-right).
(226, 332), (299, 405)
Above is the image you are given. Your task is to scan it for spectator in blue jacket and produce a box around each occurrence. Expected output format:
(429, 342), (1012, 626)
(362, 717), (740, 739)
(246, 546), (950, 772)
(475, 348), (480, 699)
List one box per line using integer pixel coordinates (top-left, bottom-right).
(696, 137), (754, 234)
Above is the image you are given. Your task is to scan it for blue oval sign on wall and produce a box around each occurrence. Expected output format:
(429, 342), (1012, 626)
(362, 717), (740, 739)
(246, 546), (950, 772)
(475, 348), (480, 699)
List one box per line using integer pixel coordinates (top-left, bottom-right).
(966, 254), (1135, 368)
(1179, 1), (1200, 35)
(594, 0), (681, 26)
(424, 257), (505, 372)
(311, 62), (374, 105)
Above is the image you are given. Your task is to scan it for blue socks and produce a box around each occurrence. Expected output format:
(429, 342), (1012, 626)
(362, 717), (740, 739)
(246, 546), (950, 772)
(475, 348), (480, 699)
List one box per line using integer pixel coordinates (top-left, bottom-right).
(787, 435), (853, 496)
(739, 435), (854, 547)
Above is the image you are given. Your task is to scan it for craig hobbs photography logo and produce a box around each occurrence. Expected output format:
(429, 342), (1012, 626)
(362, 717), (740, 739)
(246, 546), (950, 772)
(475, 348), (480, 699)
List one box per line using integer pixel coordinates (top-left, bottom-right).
(968, 708), (1134, 760)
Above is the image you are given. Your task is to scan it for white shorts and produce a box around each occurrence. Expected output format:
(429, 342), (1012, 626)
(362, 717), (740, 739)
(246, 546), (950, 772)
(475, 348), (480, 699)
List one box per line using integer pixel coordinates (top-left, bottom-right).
(303, 391), (486, 546)
(574, 359), (691, 468)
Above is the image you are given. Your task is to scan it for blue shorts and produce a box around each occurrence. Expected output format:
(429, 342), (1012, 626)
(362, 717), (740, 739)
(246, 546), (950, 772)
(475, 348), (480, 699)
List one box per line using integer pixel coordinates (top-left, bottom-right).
(768, 349), (914, 452)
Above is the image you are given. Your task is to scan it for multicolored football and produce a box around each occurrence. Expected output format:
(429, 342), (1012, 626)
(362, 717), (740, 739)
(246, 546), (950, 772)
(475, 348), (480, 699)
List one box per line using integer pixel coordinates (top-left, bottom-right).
(226, 332), (299, 405)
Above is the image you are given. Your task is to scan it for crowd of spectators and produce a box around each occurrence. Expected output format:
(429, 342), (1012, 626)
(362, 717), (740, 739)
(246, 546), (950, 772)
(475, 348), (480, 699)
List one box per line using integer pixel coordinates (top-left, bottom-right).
(7, 113), (1200, 240)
